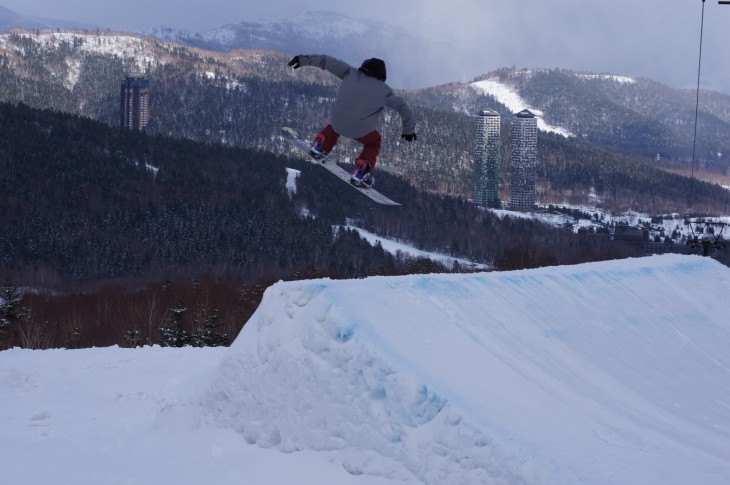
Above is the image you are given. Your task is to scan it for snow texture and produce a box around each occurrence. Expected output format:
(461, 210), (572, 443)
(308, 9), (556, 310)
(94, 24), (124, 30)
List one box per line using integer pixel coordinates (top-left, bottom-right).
(194, 254), (730, 484)
(2, 254), (730, 484)
(345, 224), (486, 269)
(470, 72), (636, 138)
(576, 73), (636, 84)
(0, 32), (165, 87)
(285, 167), (300, 198)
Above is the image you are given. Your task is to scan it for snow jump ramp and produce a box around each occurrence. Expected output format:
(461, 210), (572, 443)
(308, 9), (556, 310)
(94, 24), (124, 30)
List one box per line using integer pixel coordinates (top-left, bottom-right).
(197, 254), (730, 484)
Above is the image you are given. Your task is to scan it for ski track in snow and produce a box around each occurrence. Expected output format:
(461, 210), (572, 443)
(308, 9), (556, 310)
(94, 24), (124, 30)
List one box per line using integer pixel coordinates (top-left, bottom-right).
(471, 79), (573, 137)
(343, 224), (486, 269)
(2, 254), (730, 484)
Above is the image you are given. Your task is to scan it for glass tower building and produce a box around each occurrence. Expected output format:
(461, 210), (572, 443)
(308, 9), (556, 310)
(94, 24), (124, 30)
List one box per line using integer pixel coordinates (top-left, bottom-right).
(509, 109), (538, 210)
(474, 109), (501, 208)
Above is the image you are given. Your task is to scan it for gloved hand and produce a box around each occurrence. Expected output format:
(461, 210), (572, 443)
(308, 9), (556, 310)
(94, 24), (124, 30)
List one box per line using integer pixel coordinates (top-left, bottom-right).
(288, 56), (301, 69)
(401, 133), (417, 142)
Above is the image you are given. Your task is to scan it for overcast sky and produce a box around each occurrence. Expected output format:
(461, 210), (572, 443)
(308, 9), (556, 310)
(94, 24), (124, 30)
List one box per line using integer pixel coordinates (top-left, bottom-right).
(2, 0), (729, 94)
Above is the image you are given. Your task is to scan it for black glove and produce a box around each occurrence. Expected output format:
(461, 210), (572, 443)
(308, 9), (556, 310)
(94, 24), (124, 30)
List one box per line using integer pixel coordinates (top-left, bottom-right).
(401, 133), (417, 142)
(288, 56), (301, 69)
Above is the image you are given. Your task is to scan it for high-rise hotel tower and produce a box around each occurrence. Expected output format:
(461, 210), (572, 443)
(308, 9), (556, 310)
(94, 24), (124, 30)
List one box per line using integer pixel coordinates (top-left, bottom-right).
(120, 74), (149, 131)
(473, 109), (501, 208)
(509, 109), (538, 210)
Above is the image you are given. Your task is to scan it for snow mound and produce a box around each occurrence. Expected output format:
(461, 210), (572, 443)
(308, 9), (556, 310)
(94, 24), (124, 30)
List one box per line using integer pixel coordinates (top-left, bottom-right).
(183, 254), (730, 484)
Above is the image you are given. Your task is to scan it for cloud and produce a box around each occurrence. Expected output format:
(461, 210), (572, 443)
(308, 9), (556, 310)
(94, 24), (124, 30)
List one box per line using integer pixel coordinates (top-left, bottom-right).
(397, 0), (729, 93)
(3, 0), (729, 93)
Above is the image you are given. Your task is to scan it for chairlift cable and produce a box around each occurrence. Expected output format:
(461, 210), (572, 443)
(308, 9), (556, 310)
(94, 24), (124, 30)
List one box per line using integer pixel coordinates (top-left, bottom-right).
(689, 0), (706, 211)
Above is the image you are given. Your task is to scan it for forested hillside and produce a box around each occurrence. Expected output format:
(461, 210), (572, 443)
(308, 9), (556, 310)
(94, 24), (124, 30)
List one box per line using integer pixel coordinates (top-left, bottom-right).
(2, 30), (729, 350)
(1, 30), (728, 212)
(1, 101), (642, 281)
(0, 102), (644, 348)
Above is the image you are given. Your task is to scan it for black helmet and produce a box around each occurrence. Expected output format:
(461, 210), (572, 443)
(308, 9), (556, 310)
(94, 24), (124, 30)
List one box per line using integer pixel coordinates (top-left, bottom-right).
(359, 58), (386, 81)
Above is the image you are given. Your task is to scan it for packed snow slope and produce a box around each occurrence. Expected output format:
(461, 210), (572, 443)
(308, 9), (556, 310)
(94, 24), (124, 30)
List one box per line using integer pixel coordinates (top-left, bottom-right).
(196, 254), (730, 484)
(2, 254), (729, 484)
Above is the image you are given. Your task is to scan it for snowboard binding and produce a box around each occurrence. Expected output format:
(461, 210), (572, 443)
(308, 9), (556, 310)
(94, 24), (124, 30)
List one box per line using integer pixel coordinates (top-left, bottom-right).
(351, 171), (374, 188)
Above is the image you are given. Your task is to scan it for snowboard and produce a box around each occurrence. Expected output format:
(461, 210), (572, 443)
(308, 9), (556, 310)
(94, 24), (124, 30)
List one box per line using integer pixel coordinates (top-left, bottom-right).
(281, 127), (401, 206)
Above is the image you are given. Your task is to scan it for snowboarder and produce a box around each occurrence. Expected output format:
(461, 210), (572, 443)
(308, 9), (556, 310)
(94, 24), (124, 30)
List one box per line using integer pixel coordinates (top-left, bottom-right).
(287, 54), (417, 187)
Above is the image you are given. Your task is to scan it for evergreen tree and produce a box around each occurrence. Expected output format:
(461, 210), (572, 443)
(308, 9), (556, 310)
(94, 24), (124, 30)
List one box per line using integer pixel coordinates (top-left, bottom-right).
(0, 278), (24, 331)
(193, 305), (228, 347)
(158, 299), (191, 347)
(66, 327), (83, 349)
(124, 329), (143, 348)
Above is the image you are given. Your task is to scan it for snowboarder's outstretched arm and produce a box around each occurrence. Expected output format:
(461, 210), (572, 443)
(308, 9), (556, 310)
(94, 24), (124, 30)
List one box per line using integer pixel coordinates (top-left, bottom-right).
(288, 54), (351, 80)
(386, 92), (416, 139)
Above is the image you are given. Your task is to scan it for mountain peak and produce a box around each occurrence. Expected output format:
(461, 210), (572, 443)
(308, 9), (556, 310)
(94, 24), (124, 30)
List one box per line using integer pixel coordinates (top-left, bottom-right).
(0, 5), (98, 31)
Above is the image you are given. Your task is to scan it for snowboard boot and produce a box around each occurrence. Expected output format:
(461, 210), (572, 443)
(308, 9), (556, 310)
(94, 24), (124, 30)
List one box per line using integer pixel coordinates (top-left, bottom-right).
(361, 173), (374, 187)
(351, 158), (374, 188)
(309, 132), (329, 161)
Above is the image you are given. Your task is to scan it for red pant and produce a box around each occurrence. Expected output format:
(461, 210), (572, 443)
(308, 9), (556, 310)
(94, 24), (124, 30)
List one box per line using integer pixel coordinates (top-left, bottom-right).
(319, 124), (381, 172)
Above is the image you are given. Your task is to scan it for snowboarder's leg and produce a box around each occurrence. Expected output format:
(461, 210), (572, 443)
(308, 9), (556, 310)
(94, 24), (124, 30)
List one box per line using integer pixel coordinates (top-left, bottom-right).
(351, 130), (380, 187)
(355, 130), (381, 171)
(310, 124), (339, 160)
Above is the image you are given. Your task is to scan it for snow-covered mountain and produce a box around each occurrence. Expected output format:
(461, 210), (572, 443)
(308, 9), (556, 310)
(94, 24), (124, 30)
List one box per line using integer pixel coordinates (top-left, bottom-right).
(144, 11), (482, 89)
(0, 4), (97, 32)
(2, 254), (729, 484)
(2, 28), (730, 208)
(417, 67), (730, 169)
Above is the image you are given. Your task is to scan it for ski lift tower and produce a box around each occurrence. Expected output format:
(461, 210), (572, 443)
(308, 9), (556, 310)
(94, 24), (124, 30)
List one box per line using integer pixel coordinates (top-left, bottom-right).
(683, 0), (729, 256)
